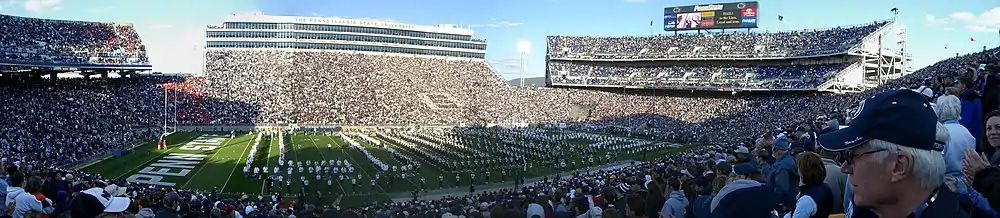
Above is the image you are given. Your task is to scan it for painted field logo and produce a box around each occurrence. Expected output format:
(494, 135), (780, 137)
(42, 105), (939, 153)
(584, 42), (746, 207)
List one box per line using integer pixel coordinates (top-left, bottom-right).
(126, 134), (226, 187)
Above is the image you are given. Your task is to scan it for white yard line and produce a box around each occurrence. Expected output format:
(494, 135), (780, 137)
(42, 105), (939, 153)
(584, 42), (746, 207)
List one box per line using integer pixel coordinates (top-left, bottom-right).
(180, 134), (244, 189)
(260, 135), (274, 195)
(306, 135), (346, 193)
(219, 134), (256, 192)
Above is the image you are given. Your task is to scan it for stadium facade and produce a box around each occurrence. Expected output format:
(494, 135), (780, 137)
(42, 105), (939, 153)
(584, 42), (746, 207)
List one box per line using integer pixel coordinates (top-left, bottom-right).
(546, 20), (909, 93)
(204, 12), (487, 59)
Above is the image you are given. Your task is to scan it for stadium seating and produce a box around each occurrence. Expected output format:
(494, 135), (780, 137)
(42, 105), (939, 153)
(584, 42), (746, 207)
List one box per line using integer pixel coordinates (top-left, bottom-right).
(547, 21), (889, 59)
(1, 13), (998, 217)
(0, 14), (150, 66)
(548, 61), (850, 89)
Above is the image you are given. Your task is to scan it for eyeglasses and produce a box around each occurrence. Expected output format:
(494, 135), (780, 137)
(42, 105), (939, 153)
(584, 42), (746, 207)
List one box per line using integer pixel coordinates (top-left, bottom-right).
(841, 149), (888, 165)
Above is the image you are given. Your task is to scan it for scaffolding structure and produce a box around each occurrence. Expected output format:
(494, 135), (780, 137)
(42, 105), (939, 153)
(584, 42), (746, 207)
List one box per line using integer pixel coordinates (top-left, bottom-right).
(821, 19), (910, 93)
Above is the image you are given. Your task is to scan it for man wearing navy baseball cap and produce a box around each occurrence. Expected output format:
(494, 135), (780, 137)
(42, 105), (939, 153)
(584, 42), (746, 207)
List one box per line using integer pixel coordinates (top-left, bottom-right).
(818, 89), (967, 218)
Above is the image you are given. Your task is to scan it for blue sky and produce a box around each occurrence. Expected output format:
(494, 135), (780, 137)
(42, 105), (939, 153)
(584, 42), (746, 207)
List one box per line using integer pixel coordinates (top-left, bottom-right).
(0, 0), (997, 77)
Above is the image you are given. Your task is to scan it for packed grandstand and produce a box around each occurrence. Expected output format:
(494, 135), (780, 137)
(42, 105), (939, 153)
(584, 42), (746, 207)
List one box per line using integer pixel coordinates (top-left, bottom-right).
(546, 21), (902, 91)
(0, 11), (999, 218)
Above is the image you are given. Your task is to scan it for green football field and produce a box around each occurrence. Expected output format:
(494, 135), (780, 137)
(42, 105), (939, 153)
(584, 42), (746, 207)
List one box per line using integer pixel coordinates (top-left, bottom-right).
(81, 130), (681, 207)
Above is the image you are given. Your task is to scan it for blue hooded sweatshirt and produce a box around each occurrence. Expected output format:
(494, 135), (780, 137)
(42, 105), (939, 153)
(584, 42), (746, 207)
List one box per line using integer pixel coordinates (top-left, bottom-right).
(959, 89), (983, 146)
(710, 179), (778, 218)
(662, 190), (688, 218)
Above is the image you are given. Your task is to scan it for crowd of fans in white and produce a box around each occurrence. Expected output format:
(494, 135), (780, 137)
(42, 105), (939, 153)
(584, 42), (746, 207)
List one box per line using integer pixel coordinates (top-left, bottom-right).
(548, 62), (850, 89)
(0, 14), (149, 66)
(547, 21), (888, 60)
(2, 14), (1000, 218)
(546, 21), (890, 90)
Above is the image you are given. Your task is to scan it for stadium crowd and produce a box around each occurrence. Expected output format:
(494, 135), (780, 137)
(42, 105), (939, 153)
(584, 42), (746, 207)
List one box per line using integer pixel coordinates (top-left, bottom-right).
(0, 78), (167, 169)
(0, 15), (149, 66)
(2, 13), (1000, 218)
(0, 47), (992, 217)
(548, 62), (849, 89)
(547, 21), (888, 60)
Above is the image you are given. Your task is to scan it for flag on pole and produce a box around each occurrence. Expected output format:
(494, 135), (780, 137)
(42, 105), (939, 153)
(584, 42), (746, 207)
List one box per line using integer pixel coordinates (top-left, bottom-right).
(971, 37), (976, 43)
(650, 20), (653, 26)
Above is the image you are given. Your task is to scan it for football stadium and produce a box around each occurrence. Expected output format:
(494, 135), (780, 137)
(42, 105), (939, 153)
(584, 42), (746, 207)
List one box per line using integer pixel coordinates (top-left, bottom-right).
(2, 2), (1000, 218)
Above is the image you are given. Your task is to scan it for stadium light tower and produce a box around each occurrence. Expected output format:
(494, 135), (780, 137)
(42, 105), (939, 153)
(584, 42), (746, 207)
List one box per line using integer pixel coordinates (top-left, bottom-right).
(517, 40), (532, 87)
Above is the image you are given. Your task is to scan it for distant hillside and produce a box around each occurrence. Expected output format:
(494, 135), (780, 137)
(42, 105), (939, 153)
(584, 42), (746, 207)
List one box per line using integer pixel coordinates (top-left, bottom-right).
(505, 77), (547, 87)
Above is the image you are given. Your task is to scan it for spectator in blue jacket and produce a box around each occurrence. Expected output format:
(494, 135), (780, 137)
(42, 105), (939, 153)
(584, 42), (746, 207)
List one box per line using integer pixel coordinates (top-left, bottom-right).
(957, 76), (984, 148)
(937, 95), (978, 190)
(0, 166), (8, 216)
(767, 136), (799, 213)
(661, 177), (688, 218)
(691, 178), (713, 218)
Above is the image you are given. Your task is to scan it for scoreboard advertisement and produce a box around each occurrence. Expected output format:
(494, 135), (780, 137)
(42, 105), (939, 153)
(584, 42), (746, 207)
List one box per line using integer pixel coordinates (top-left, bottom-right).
(664, 1), (758, 31)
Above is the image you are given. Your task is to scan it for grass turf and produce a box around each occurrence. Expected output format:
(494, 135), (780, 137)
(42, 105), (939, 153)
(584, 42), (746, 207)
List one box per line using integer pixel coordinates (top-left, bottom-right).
(82, 130), (681, 207)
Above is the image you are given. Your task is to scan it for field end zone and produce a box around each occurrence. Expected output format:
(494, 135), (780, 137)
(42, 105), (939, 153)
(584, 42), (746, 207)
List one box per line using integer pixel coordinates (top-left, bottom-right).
(87, 133), (252, 191)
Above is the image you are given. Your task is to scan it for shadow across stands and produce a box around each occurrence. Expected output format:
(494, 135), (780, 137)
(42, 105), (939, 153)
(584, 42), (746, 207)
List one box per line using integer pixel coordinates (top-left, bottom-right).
(0, 75), (261, 170)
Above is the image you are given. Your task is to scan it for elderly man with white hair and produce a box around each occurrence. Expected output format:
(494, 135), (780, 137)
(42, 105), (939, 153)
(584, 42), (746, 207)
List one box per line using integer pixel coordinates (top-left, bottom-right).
(818, 90), (969, 218)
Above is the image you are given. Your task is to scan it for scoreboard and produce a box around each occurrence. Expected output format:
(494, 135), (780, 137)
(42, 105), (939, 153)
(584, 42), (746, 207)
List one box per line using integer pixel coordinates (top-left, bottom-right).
(664, 1), (758, 31)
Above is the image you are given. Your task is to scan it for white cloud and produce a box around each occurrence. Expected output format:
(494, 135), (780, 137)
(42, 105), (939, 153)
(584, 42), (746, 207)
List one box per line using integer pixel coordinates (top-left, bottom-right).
(468, 19), (524, 28)
(966, 25), (988, 31)
(487, 57), (525, 79)
(949, 7), (1000, 32)
(488, 57), (521, 71)
(23, 0), (61, 13)
(924, 14), (947, 25)
(86, 6), (118, 16)
(951, 11), (976, 21)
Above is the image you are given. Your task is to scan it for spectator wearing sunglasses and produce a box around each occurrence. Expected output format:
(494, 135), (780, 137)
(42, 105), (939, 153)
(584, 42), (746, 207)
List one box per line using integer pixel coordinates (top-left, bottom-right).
(819, 90), (968, 218)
